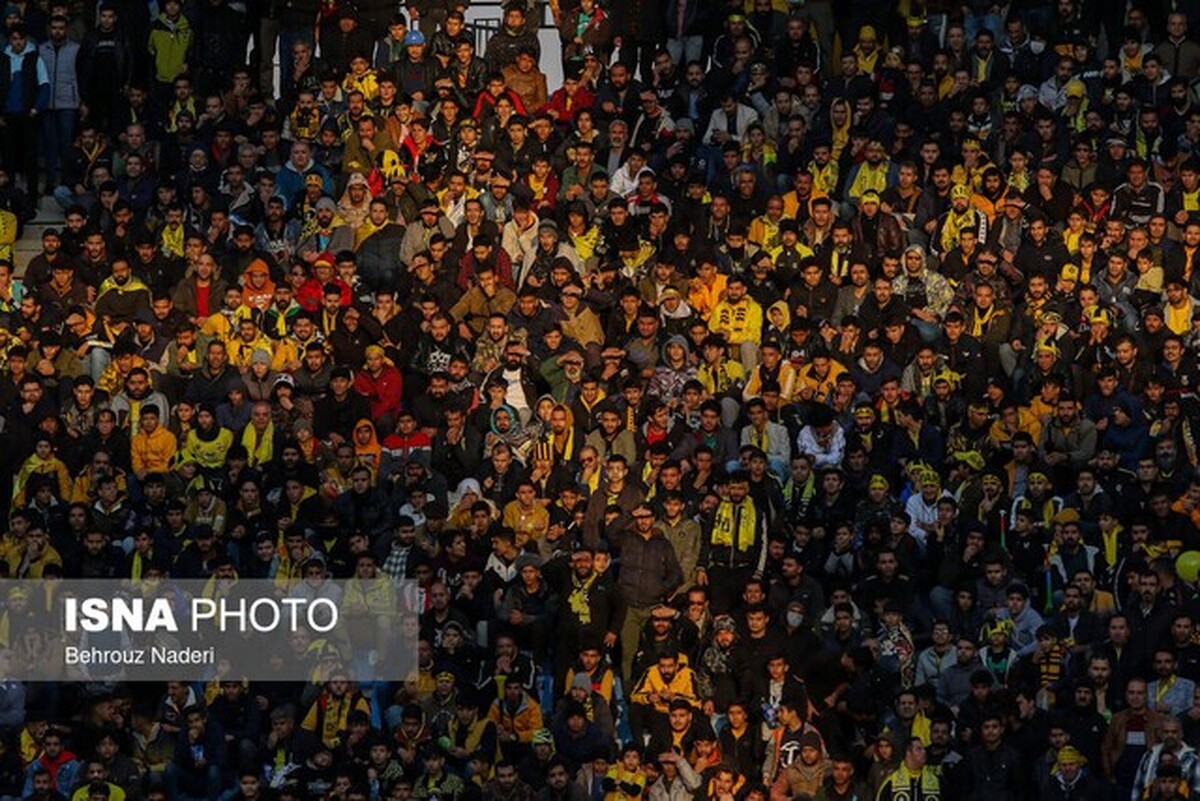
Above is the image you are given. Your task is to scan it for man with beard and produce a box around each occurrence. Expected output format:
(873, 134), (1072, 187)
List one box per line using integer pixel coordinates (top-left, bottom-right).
(297, 198), (352, 262)
(109, 367), (170, 435)
(93, 258), (151, 322)
(254, 196), (301, 270)
(542, 543), (620, 690)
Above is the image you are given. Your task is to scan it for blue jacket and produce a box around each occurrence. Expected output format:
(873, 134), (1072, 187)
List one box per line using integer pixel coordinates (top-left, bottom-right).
(1, 42), (49, 113)
(274, 158), (332, 210)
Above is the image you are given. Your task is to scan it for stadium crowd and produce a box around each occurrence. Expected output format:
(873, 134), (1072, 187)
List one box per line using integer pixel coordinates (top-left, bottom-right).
(1, 0), (1200, 799)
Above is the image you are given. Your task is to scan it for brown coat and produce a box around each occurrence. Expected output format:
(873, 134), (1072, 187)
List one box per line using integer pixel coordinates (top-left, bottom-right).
(1100, 707), (1163, 779)
(501, 65), (548, 114)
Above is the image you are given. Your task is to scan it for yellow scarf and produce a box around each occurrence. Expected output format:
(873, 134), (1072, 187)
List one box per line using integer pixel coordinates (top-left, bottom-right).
(830, 116), (850, 160)
(854, 47), (879, 76)
(752, 424), (771, 452)
(940, 208), (977, 253)
(529, 173), (548, 201)
(1101, 524), (1122, 567)
(1064, 228), (1083, 255)
(1167, 300), (1191, 334)
(974, 52), (991, 83)
(241, 421), (275, 468)
(1122, 51), (1144, 78)
(711, 497), (758, 551)
(1008, 170), (1030, 194)
(1079, 257), (1094, 285)
(161, 223), (185, 258)
(567, 572), (598, 625)
(808, 160), (838, 197)
(569, 225), (601, 262)
(970, 304), (996, 338)
(550, 427), (575, 463)
(1065, 100), (1088, 134)
(912, 711), (932, 745)
(848, 160), (890, 201)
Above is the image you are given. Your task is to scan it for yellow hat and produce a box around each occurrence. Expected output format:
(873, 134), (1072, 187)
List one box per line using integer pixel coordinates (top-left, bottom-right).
(983, 618), (1015, 640)
(868, 475), (889, 491)
(1054, 508), (1082, 525)
(1054, 746), (1088, 771)
(1064, 80), (1086, 99)
(908, 461), (931, 477)
(955, 450), (985, 471)
(860, 189), (881, 205)
(933, 369), (960, 389)
(1035, 339), (1060, 356)
(1060, 264), (1080, 282)
(858, 25), (877, 41)
(1089, 309), (1112, 326)
(951, 183), (972, 200)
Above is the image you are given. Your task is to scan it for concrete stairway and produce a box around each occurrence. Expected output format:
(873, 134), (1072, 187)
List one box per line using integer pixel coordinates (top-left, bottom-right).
(14, 195), (66, 277)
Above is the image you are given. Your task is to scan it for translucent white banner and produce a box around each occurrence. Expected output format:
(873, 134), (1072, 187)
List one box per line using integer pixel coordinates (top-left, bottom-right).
(0, 579), (420, 682)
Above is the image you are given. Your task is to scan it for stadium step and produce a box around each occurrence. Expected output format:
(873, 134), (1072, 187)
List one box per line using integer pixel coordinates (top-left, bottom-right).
(13, 196), (65, 275)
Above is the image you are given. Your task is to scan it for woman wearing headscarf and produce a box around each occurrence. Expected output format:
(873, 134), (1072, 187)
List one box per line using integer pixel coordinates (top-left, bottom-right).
(352, 419), (384, 478)
(484, 404), (535, 465)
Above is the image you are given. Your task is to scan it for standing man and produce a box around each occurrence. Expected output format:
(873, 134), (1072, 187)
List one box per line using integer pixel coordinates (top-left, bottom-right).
(0, 24), (48, 198)
(38, 15), (79, 197)
(610, 502), (682, 685)
(698, 470), (768, 615)
(542, 542), (621, 692)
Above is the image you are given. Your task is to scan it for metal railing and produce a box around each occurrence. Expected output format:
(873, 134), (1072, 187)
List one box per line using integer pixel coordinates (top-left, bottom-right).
(474, 17), (502, 52)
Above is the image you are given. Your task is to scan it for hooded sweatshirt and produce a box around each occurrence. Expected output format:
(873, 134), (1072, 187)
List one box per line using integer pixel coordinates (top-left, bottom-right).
(148, 12), (192, 83)
(648, 335), (698, 401)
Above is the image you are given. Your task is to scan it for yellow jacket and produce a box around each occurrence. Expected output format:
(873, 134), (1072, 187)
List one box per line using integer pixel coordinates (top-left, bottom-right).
(13, 455), (72, 504)
(4, 542), (62, 578)
(988, 408), (1042, 449)
(708, 297), (763, 345)
(629, 664), (701, 714)
(689, 275), (728, 321)
(796, 360), (848, 404)
(744, 360), (799, 403)
(132, 426), (179, 475)
(71, 469), (129, 504)
(228, 335), (275, 369)
(97, 355), (148, 397)
(0, 210), (16, 262)
(183, 428), (234, 469)
(487, 694), (543, 743)
(560, 307), (605, 348)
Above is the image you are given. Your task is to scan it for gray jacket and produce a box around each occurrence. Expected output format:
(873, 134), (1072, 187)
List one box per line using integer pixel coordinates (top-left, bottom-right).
(39, 39), (79, 110)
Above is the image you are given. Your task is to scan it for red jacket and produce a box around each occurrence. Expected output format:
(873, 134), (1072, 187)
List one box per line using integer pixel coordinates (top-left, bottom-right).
(353, 364), (403, 421)
(296, 276), (353, 312)
(456, 250), (515, 291)
(540, 86), (595, 125)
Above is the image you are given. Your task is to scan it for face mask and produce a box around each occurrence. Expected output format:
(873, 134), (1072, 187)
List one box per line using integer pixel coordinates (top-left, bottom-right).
(786, 611), (803, 628)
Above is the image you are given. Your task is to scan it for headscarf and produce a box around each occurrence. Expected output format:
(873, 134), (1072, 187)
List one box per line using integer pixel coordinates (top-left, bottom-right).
(353, 419), (383, 475)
